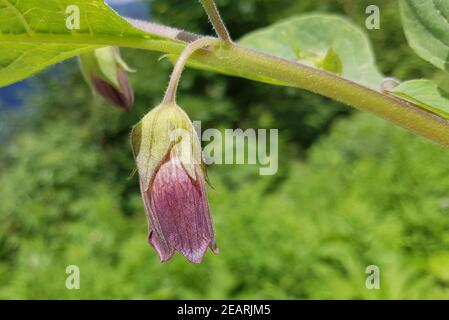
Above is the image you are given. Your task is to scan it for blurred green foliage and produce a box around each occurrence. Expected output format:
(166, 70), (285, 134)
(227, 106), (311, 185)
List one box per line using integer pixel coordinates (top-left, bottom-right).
(1, 0), (449, 299)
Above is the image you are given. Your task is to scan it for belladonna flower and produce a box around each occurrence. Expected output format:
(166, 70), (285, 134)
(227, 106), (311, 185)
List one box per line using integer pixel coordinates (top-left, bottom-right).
(131, 103), (218, 263)
(79, 46), (134, 111)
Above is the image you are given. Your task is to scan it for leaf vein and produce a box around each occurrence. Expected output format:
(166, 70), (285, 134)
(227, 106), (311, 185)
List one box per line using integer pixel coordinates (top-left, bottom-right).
(0, 0), (34, 36)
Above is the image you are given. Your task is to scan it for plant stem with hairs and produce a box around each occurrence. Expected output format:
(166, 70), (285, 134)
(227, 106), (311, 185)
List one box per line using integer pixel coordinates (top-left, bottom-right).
(199, 0), (232, 43)
(163, 37), (219, 104)
(2, 1), (449, 148)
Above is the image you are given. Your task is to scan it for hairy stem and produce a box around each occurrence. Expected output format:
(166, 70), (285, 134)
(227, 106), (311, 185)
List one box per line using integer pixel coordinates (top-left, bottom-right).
(163, 37), (219, 104)
(127, 18), (201, 43)
(189, 44), (449, 147)
(199, 0), (232, 42)
(3, 19), (449, 147)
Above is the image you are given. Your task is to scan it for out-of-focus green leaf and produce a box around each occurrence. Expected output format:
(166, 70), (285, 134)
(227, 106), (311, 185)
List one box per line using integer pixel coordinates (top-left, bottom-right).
(400, 0), (449, 72)
(389, 79), (449, 118)
(0, 0), (171, 87)
(316, 48), (343, 76)
(238, 14), (384, 88)
(428, 252), (449, 282)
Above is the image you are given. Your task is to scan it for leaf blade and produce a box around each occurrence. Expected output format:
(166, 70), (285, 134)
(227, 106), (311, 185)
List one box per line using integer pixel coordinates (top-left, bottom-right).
(389, 79), (449, 119)
(238, 14), (384, 89)
(0, 0), (175, 87)
(400, 0), (449, 72)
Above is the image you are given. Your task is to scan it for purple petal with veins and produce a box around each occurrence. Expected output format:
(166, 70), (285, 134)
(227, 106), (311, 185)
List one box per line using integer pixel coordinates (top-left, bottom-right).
(141, 155), (218, 264)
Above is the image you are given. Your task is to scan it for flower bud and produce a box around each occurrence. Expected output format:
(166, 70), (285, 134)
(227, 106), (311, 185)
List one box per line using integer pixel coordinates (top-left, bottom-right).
(131, 103), (218, 263)
(79, 47), (134, 111)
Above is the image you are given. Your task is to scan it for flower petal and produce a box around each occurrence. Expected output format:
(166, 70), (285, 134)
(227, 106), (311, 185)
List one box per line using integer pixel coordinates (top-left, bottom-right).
(148, 231), (174, 262)
(144, 156), (217, 264)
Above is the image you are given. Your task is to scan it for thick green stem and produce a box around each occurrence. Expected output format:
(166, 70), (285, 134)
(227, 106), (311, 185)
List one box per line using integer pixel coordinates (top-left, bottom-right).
(3, 22), (449, 147)
(188, 44), (449, 147)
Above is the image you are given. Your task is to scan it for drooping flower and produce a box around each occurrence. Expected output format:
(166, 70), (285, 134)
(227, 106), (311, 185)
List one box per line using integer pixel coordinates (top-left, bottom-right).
(131, 103), (218, 263)
(79, 46), (134, 111)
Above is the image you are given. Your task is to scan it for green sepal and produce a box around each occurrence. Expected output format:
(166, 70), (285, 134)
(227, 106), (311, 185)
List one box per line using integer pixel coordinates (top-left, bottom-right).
(132, 103), (203, 191)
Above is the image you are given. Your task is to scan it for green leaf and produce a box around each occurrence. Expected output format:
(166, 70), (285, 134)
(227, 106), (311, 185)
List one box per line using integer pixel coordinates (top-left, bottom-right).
(238, 14), (384, 89)
(316, 48), (343, 76)
(400, 0), (449, 72)
(0, 0), (172, 87)
(0, 43), (97, 87)
(388, 79), (449, 119)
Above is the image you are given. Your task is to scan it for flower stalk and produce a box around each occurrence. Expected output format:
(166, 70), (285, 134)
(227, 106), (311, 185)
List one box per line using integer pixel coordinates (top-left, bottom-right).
(163, 37), (219, 104)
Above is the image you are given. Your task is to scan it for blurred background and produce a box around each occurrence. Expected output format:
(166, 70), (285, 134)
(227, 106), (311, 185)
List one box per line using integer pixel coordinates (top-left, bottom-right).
(1, 0), (449, 299)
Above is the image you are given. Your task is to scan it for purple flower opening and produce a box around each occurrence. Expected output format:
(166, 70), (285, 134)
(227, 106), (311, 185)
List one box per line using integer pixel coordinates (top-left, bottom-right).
(141, 154), (218, 264)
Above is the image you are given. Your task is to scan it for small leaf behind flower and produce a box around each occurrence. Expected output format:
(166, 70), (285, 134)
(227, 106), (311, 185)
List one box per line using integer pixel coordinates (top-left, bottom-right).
(388, 79), (449, 119)
(315, 49), (343, 75)
(131, 122), (143, 161)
